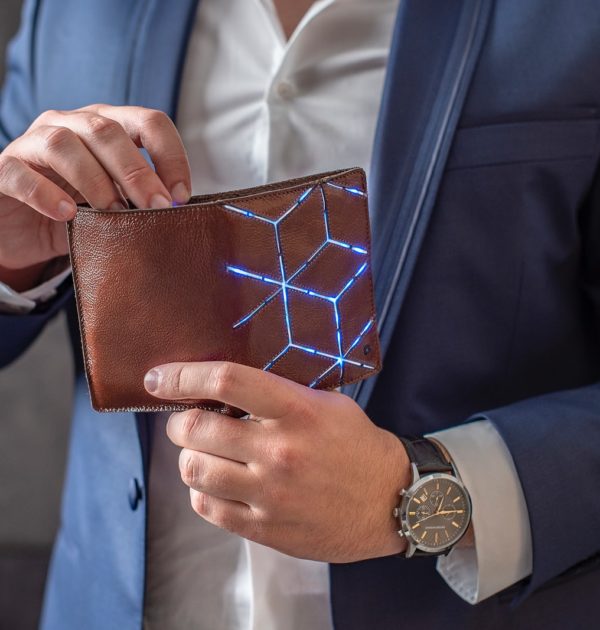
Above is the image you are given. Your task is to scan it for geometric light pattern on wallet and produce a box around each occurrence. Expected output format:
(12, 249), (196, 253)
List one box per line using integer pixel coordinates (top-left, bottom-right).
(224, 182), (376, 388)
(68, 167), (381, 412)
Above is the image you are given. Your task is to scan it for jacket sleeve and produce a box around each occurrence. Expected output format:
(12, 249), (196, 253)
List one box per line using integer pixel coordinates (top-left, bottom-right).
(0, 0), (74, 369)
(475, 383), (600, 598)
(473, 164), (600, 599)
(0, 280), (73, 368)
(0, 0), (41, 150)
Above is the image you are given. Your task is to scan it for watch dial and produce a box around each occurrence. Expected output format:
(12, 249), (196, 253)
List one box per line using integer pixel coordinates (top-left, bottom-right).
(405, 476), (469, 550)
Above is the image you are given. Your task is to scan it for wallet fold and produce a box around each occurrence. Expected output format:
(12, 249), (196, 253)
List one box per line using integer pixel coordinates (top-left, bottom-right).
(67, 167), (381, 412)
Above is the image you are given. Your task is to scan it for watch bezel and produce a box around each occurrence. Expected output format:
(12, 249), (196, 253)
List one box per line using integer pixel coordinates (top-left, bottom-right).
(398, 472), (472, 555)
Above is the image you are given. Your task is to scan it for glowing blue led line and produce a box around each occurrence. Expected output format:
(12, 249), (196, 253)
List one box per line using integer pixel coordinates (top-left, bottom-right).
(264, 346), (290, 371)
(229, 238), (367, 326)
(325, 182), (367, 197)
(276, 186), (315, 224)
(231, 291), (280, 328)
(226, 184), (374, 387)
(318, 184), (368, 255)
(334, 261), (368, 302)
(290, 343), (374, 369)
(309, 318), (376, 388)
(225, 186), (315, 227)
(309, 361), (341, 388)
(327, 239), (368, 254)
(227, 266), (335, 302)
(228, 259), (369, 329)
(333, 302), (343, 380)
(287, 240), (329, 282)
(297, 187), (313, 204)
(228, 186), (367, 326)
(273, 224), (292, 343)
(343, 319), (374, 357)
(223, 204), (276, 224)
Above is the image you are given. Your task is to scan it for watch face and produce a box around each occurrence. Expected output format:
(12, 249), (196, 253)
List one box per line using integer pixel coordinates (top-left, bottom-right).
(402, 473), (471, 553)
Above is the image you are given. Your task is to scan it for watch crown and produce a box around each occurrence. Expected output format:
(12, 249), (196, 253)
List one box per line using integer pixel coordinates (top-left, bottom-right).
(400, 488), (407, 496)
(392, 507), (400, 518)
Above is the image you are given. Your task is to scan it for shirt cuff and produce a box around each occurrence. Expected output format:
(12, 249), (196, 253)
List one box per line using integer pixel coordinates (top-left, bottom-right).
(426, 419), (532, 604)
(0, 266), (72, 314)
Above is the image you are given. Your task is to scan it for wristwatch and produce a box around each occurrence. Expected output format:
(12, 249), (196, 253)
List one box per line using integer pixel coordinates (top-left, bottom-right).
(393, 436), (472, 557)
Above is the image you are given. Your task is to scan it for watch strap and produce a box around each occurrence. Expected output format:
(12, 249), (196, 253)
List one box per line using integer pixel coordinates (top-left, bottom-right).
(398, 436), (453, 475)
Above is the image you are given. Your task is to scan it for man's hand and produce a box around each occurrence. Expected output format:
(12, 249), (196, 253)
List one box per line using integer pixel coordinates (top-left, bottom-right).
(0, 104), (191, 289)
(144, 361), (410, 563)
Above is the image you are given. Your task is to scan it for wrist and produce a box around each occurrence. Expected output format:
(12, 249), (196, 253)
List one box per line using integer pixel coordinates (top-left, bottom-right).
(369, 429), (411, 558)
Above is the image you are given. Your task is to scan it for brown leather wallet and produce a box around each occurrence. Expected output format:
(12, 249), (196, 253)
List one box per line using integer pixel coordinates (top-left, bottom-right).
(67, 167), (381, 412)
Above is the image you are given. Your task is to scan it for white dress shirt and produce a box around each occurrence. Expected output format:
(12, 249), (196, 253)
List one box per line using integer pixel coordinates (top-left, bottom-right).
(0, 0), (532, 626)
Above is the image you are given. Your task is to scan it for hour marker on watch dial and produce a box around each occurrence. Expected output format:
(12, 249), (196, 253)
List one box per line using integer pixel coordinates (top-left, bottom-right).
(405, 475), (470, 550)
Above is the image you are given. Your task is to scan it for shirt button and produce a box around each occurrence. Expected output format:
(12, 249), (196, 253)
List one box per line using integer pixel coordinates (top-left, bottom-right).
(275, 80), (296, 101)
(128, 477), (143, 511)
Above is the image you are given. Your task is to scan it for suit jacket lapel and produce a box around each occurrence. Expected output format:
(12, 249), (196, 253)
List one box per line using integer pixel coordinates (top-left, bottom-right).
(126, 0), (201, 119)
(346, 0), (494, 408)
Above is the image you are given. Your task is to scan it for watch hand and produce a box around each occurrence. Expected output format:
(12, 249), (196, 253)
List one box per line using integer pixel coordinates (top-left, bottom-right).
(416, 509), (457, 524)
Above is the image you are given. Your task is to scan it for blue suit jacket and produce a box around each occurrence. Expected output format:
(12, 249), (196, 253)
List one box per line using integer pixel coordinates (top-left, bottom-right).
(1, 1), (599, 628)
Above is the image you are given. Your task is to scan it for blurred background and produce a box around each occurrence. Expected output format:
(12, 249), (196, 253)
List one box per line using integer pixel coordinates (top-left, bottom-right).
(0, 2), (73, 628)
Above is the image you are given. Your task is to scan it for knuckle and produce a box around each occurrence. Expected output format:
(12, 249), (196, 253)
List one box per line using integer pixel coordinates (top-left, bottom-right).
(172, 366), (188, 397)
(81, 168), (112, 196)
(190, 490), (207, 516)
(174, 365), (204, 399)
(85, 115), (122, 141)
(119, 163), (153, 188)
(269, 441), (299, 474)
(164, 365), (188, 398)
(43, 126), (76, 153)
(0, 155), (17, 184)
(143, 109), (171, 130)
(32, 109), (59, 127)
(190, 491), (242, 534)
(179, 409), (202, 442)
(21, 173), (44, 203)
(210, 363), (237, 399)
(180, 451), (201, 487)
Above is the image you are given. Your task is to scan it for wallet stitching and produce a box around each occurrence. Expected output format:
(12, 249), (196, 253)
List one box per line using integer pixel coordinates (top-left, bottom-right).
(69, 167), (381, 411)
(76, 169), (359, 217)
(92, 365), (376, 412)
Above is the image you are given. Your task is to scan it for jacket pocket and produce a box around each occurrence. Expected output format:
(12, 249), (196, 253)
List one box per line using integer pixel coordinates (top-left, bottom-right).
(446, 117), (600, 170)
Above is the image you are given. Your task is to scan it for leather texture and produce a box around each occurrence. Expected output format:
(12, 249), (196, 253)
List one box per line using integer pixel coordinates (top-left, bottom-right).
(67, 167), (381, 412)
(2, 2), (599, 628)
(398, 436), (453, 475)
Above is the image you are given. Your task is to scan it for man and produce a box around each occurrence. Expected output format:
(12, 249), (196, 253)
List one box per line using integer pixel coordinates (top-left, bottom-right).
(0, 0), (599, 628)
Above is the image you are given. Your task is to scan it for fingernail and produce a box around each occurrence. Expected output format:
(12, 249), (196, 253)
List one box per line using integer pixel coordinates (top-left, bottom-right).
(171, 182), (190, 205)
(58, 200), (76, 220)
(144, 369), (160, 394)
(149, 194), (171, 209)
